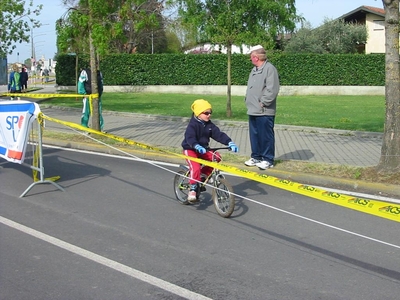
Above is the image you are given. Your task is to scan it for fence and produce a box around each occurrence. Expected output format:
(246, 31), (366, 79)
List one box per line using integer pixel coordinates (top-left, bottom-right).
(0, 100), (64, 197)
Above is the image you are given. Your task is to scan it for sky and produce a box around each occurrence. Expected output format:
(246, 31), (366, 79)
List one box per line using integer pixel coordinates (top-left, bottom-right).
(7, 0), (384, 64)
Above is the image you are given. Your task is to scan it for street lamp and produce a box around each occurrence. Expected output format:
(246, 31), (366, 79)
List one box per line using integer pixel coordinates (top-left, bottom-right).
(29, 23), (49, 72)
(30, 24), (49, 61)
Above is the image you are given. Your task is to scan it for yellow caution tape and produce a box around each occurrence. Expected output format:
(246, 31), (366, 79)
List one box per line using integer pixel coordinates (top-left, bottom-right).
(41, 114), (400, 223)
(1, 93), (99, 99)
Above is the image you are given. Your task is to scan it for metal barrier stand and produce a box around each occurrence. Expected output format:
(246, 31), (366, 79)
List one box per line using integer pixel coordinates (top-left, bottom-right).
(20, 118), (65, 197)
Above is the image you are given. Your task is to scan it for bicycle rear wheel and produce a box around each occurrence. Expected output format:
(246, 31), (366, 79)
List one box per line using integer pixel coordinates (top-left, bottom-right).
(212, 178), (235, 218)
(173, 170), (189, 205)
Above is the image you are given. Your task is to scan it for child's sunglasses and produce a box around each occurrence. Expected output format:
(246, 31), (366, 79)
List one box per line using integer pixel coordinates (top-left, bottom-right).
(202, 111), (212, 116)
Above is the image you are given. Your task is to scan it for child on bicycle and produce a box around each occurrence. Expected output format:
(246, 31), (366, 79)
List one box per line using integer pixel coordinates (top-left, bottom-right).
(181, 99), (239, 202)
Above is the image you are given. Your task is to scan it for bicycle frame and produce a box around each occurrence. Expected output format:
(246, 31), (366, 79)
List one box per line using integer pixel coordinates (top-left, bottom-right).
(201, 147), (229, 184)
(174, 147), (235, 218)
(183, 146), (230, 187)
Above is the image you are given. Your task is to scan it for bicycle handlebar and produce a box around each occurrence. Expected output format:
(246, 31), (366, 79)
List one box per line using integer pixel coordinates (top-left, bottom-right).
(208, 147), (231, 151)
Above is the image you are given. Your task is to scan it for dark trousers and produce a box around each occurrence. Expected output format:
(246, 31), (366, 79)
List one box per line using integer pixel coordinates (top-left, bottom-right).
(249, 115), (275, 164)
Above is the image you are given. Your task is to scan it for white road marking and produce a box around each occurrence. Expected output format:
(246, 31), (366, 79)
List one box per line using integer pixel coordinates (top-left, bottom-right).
(0, 216), (212, 300)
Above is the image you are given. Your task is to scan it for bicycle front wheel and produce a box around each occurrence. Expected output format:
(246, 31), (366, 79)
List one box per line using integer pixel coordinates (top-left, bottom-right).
(212, 178), (235, 218)
(173, 170), (189, 205)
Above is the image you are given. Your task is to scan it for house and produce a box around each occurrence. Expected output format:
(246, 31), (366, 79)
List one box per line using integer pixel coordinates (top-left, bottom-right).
(338, 5), (385, 54)
(184, 43), (252, 54)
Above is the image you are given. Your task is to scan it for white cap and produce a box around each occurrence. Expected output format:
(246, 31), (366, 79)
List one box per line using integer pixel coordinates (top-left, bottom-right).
(248, 45), (264, 54)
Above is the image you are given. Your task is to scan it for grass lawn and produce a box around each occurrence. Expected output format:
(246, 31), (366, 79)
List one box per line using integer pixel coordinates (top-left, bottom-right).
(42, 92), (386, 132)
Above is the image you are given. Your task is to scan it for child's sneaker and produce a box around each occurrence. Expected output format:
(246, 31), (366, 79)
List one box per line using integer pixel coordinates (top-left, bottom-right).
(187, 190), (197, 202)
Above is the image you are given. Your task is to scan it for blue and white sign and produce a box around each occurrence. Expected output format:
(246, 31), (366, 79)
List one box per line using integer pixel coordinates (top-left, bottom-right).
(0, 101), (40, 163)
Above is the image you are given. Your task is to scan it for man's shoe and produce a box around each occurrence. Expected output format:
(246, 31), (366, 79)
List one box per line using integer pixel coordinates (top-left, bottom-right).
(187, 190), (197, 202)
(255, 160), (274, 170)
(244, 158), (260, 166)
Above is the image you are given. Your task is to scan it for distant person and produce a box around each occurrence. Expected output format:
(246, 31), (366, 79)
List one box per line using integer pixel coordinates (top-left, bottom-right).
(78, 68), (105, 131)
(78, 68), (90, 128)
(181, 99), (238, 202)
(244, 45), (280, 170)
(20, 67), (29, 93)
(43, 68), (50, 83)
(8, 64), (21, 100)
(40, 68), (44, 84)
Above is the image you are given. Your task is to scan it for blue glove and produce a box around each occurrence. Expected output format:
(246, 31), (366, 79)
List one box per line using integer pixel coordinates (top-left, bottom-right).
(228, 142), (239, 153)
(194, 144), (206, 154)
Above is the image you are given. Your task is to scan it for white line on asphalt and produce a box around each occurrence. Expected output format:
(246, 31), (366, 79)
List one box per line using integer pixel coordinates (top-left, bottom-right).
(0, 216), (212, 300)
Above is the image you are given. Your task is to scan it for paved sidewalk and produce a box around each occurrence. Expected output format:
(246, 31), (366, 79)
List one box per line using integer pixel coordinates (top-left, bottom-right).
(1, 85), (382, 167)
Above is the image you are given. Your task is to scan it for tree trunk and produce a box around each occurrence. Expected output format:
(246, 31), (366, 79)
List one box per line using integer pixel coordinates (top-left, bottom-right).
(75, 55), (79, 93)
(377, 0), (400, 173)
(89, 25), (100, 131)
(226, 43), (232, 117)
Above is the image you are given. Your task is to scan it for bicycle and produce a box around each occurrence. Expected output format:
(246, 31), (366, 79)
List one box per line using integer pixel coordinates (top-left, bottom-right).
(173, 147), (235, 218)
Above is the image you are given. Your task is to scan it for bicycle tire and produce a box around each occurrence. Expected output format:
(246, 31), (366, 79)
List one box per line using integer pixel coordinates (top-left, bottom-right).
(212, 178), (235, 218)
(173, 170), (189, 205)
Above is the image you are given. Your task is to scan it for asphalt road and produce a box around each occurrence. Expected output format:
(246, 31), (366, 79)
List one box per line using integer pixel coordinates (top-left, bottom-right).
(1, 147), (399, 300)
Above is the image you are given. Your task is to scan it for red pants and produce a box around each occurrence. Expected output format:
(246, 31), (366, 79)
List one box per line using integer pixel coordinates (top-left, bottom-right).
(183, 149), (221, 185)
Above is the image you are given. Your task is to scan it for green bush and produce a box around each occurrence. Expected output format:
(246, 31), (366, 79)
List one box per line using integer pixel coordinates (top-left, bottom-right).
(55, 53), (385, 86)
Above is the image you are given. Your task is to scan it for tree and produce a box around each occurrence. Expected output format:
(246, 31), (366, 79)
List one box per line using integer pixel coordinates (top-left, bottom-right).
(284, 19), (367, 54)
(283, 22), (325, 54)
(171, 0), (299, 117)
(316, 18), (368, 54)
(134, 1), (168, 54)
(377, 0), (400, 173)
(0, 0), (42, 57)
(57, 0), (163, 130)
(164, 29), (182, 53)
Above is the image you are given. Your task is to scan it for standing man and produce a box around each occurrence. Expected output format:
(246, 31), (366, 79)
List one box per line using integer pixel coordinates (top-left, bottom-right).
(244, 45), (280, 170)
(20, 67), (29, 93)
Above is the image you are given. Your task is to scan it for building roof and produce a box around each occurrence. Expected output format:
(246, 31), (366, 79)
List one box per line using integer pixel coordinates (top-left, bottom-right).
(339, 5), (385, 22)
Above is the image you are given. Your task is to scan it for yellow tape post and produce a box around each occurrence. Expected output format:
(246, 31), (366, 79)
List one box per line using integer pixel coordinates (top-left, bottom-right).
(41, 114), (400, 223)
(31, 114), (62, 183)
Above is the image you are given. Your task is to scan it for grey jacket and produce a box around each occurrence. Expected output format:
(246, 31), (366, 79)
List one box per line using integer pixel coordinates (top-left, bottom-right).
(245, 61), (280, 116)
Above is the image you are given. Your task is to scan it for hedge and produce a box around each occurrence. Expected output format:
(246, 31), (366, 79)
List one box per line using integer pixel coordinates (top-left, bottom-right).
(55, 53), (385, 86)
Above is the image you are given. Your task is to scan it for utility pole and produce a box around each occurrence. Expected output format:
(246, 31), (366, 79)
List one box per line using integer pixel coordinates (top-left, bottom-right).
(31, 28), (34, 60)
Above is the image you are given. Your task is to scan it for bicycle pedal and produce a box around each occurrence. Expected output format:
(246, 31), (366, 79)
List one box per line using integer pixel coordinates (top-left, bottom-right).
(188, 198), (200, 204)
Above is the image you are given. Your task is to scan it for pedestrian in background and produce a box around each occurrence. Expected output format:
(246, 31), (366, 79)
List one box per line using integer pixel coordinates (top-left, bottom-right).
(20, 67), (29, 93)
(8, 64), (21, 100)
(78, 68), (90, 128)
(244, 45), (280, 170)
(78, 68), (105, 131)
(40, 68), (44, 84)
(43, 68), (50, 83)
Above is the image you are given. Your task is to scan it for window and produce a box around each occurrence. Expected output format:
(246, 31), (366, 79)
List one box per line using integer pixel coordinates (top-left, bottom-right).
(373, 20), (384, 30)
